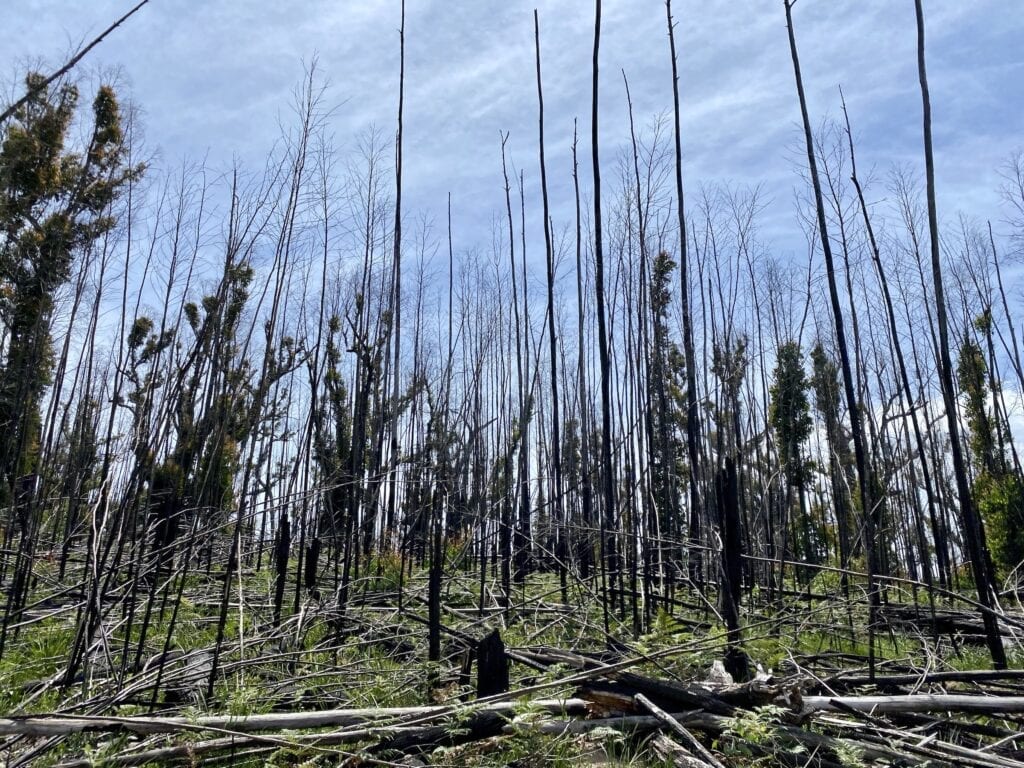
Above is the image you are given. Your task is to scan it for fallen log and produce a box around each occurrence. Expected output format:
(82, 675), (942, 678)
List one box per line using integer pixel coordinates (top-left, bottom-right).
(880, 605), (1019, 640)
(532, 712), (936, 766)
(0, 698), (589, 738)
(53, 725), (416, 768)
(614, 672), (735, 715)
(801, 694), (1024, 717)
(816, 715), (1024, 768)
(578, 672), (801, 717)
(516, 646), (800, 713)
(366, 710), (508, 758)
(824, 668), (1024, 690)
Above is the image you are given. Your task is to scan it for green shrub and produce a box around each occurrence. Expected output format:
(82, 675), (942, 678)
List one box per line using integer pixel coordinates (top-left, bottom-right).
(975, 471), (1024, 577)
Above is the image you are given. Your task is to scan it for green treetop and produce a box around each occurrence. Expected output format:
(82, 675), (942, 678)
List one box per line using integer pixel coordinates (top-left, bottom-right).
(0, 73), (141, 497)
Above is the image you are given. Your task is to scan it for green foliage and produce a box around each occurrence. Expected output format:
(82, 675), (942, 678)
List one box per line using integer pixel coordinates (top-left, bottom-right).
(716, 704), (802, 765)
(810, 341), (857, 565)
(834, 740), (867, 768)
(144, 257), (273, 525)
(975, 470), (1024, 577)
(770, 341), (812, 487)
(366, 549), (404, 591)
(958, 337), (1000, 474)
(122, 314), (175, 470)
(648, 250), (687, 535)
(711, 333), (749, 455)
(956, 332), (1024, 575)
(809, 342), (850, 471)
(312, 314), (358, 535)
(0, 73), (140, 495)
(127, 315), (153, 350)
(635, 608), (695, 656)
(223, 674), (274, 716)
(0, 618), (74, 712)
(442, 720), (585, 767)
(722, 704), (787, 745)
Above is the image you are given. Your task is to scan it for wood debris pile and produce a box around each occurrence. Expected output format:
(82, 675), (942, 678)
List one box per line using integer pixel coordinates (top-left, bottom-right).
(3, 635), (1024, 767)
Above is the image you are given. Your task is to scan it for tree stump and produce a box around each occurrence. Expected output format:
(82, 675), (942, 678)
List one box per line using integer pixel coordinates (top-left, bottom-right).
(476, 629), (509, 698)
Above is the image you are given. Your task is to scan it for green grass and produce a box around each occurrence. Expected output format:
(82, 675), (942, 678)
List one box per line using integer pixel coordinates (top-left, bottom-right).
(2, 558), (1021, 766)
(0, 617), (74, 712)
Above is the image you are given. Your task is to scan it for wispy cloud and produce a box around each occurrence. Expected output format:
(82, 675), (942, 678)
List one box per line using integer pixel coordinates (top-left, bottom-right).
(2, 0), (1021, 259)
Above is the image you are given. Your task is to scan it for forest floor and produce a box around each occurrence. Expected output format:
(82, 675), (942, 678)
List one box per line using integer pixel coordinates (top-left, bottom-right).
(2, 551), (1024, 767)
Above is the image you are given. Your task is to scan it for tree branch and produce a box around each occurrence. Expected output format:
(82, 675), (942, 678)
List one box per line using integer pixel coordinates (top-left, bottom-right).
(0, 0), (150, 125)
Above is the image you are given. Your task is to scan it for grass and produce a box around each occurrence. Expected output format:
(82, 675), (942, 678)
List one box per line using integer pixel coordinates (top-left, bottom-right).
(1, 558), (1021, 766)
(0, 616), (75, 712)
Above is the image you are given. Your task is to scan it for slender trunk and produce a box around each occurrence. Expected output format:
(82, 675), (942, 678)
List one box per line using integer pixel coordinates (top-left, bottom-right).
(572, 124), (595, 583)
(591, 0), (616, 638)
(382, 0), (407, 564)
(840, 93), (939, 605)
(666, 0), (704, 583)
(534, 12), (566, 604)
(914, 0), (1006, 668)
(784, 0), (879, 677)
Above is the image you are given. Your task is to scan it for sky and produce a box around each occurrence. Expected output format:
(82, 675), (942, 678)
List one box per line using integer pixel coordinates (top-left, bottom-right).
(2, 1), (1023, 265)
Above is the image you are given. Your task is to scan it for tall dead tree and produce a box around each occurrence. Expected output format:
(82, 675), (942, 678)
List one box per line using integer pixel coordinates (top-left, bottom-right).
(385, 0), (407, 554)
(914, 0), (1006, 668)
(841, 93), (941, 608)
(572, 123), (595, 581)
(783, 0), (880, 677)
(534, 11), (567, 601)
(592, 0), (617, 636)
(666, 0), (705, 581)
(500, 134), (522, 608)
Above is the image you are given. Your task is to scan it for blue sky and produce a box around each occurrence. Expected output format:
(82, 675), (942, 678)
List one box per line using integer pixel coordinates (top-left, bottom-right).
(3, 1), (1023, 263)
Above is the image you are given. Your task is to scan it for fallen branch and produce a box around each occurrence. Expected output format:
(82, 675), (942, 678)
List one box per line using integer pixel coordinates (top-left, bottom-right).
(0, 698), (587, 738)
(635, 693), (727, 768)
(648, 732), (721, 768)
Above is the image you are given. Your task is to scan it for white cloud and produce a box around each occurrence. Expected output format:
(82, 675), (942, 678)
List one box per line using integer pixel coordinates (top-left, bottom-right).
(1, 0), (1021, 261)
